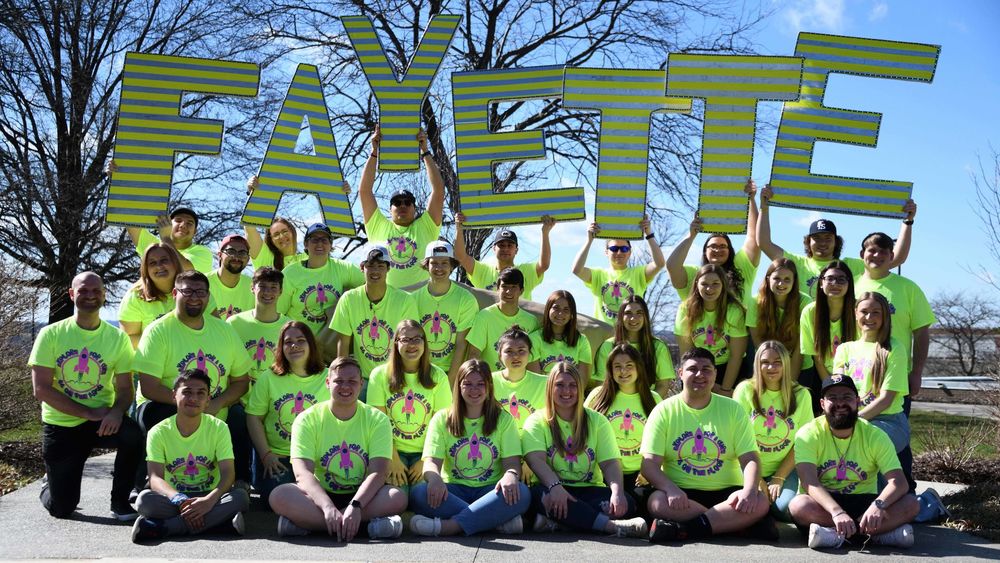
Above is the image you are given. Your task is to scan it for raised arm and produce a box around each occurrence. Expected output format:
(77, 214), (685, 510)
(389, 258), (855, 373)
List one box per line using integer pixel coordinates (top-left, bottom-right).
(887, 199), (916, 269)
(536, 215), (555, 277)
(666, 215), (701, 290)
(743, 179), (761, 267)
(452, 212), (477, 273)
(641, 215), (665, 282)
(571, 222), (599, 284)
(418, 130), (444, 226)
(243, 176), (265, 259)
(756, 184), (785, 261)
(359, 127), (381, 223)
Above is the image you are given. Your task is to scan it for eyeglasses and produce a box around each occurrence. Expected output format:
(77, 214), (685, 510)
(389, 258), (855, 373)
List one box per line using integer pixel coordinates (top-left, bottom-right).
(706, 244), (728, 251)
(176, 288), (208, 298)
(222, 248), (250, 258)
(608, 245), (631, 253)
(397, 336), (424, 345)
(821, 276), (849, 285)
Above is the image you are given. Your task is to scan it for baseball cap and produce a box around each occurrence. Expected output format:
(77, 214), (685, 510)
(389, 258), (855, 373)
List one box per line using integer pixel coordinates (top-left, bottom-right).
(362, 245), (391, 265)
(219, 234), (248, 250)
(494, 229), (518, 246)
(390, 189), (416, 206)
(170, 207), (199, 226)
(425, 241), (455, 259)
(809, 219), (837, 236)
(304, 223), (332, 240)
(821, 374), (859, 398)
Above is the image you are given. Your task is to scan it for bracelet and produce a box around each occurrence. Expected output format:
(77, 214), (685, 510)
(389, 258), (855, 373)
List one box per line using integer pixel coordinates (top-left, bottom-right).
(505, 469), (519, 476)
(903, 219), (914, 225)
(545, 481), (563, 493)
(771, 476), (785, 483)
(832, 509), (846, 518)
(421, 150), (433, 159)
(644, 233), (655, 240)
(170, 493), (190, 506)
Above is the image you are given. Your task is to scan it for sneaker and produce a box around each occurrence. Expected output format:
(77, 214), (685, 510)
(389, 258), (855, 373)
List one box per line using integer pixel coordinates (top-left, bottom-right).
(409, 514), (442, 537)
(496, 515), (523, 534)
(110, 501), (139, 522)
(870, 523), (914, 548)
(128, 487), (140, 505)
(747, 514), (779, 542)
(613, 516), (649, 538)
(532, 513), (559, 533)
(807, 523), (844, 549)
(131, 516), (167, 544)
(367, 515), (403, 539)
(277, 515), (309, 537)
(920, 488), (952, 521)
(648, 519), (685, 543)
(231, 513), (245, 536)
(232, 479), (251, 493)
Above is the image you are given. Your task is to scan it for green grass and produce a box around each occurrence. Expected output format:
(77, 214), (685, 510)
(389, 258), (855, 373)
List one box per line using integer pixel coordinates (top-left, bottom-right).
(910, 410), (999, 458)
(0, 417), (41, 443)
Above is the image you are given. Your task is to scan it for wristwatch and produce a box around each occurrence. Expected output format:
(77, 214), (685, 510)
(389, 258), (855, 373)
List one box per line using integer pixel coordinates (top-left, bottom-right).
(873, 498), (886, 510)
(350, 499), (362, 509)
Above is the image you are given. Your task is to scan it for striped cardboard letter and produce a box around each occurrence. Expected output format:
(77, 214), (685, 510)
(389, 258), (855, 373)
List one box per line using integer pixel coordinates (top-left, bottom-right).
(107, 53), (260, 227)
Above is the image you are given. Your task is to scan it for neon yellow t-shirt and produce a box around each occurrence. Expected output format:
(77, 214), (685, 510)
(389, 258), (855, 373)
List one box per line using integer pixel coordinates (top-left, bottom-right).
(492, 370), (547, 431)
(329, 286), (418, 378)
(853, 273), (936, 369)
(799, 301), (846, 374)
(246, 371), (330, 456)
(640, 394), (758, 490)
(832, 340), (908, 415)
(137, 229), (214, 273)
(225, 310), (291, 389)
(423, 409), (522, 487)
(522, 408), (619, 487)
(278, 258), (365, 336)
(732, 382), (814, 476)
(27, 318), (133, 427)
(366, 364), (452, 453)
(783, 251), (864, 298)
(746, 292), (814, 369)
(206, 271), (255, 321)
(133, 312), (251, 420)
(252, 244), (307, 270)
(470, 260), (543, 302)
(146, 414), (234, 494)
(118, 282), (174, 332)
(794, 416), (900, 495)
(466, 304), (539, 371)
(584, 389), (662, 473)
(290, 401), (393, 494)
(414, 282), (479, 372)
(529, 331), (593, 375)
(679, 249), (758, 303)
(586, 265), (649, 323)
(592, 337), (675, 385)
(365, 211), (440, 288)
(673, 302), (748, 365)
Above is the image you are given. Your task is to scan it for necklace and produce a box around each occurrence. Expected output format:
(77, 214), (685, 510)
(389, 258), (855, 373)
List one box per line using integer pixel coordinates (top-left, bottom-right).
(830, 427), (855, 482)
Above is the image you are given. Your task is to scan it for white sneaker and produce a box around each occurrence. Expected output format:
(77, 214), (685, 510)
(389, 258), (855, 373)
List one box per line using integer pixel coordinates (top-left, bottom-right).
(871, 523), (915, 548)
(532, 513), (559, 533)
(409, 514), (442, 536)
(277, 515), (309, 537)
(808, 523), (845, 549)
(496, 515), (523, 534)
(613, 516), (649, 538)
(231, 513), (245, 536)
(368, 515), (404, 539)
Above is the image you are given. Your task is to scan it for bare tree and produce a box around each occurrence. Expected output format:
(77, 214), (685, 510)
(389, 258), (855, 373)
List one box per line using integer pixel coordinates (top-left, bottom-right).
(972, 145), (1000, 290)
(0, 257), (43, 432)
(243, 0), (770, 281)
(0, 0), (282, 322)
(929, 291), (1000, 377)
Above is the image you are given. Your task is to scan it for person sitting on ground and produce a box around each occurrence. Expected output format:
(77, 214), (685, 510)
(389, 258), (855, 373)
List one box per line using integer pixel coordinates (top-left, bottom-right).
(408, 359), (531, 536)
(789, 375), (919, 549)
(641, 347), (772, 543)
(132, 369), (249, 543)
(268, 357), (407, 541)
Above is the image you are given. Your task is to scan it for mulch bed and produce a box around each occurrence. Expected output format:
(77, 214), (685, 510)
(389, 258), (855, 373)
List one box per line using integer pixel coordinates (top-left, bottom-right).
(0, 441), (44, 496)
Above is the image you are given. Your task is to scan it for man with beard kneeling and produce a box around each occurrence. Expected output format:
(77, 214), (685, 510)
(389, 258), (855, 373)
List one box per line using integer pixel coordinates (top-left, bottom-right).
(789, 375), (919, 549)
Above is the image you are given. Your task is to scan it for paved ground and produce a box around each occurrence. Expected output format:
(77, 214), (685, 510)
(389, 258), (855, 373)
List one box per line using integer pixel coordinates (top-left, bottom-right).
(912, 401), (994, 419)
(0, 454), (996, 562)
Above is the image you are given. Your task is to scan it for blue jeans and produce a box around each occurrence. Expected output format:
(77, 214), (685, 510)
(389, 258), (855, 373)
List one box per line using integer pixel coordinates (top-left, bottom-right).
(251, 453), (294, 505)
(410, 482), (531, 535)
(530, 484), (636, 532)
(872, 411), (915, 493)
(765, 471), (798, 521)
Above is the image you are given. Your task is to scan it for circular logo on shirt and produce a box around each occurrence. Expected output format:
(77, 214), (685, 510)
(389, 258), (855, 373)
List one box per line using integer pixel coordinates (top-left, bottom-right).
(606, 408), (647, 458)
(449, 427), (500, 483)
(691, 324), (731, 358)
(385, 388), (433, 440)
(167, 453), (216, 493)
(55, 347), (107, 400)
(354, 316), (393, 362)
(538, 353), (576, 374)
(599, 281), (635, 319)
(420, 310), (457, 360)
(500, 393), (535, 423)
(178, 349), (226, 398)
(818, 458), (867, 494)
(321, 440), (369, 491)
(244, 337), (277, 382)
(299, 283), (342, 324)
(546, 437), (596, 484)
(673, 427), (726, 476)
(386, 236), (419, 270)
(273, 391), (321, 440)
(750, 407), (794, 454)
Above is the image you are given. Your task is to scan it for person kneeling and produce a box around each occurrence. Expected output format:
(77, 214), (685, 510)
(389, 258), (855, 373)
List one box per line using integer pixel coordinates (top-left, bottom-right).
(789, 375), (919, 549)
(269, 357), (407, 540)
(132, 369), (249, 543)
(641, 348), (772, 543)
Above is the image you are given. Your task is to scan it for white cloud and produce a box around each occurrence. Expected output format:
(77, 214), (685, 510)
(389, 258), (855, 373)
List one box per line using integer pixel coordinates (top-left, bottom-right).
(868, 1), (888, 21)
(783, 0), (847, 33)
(794, 210), (823, 227)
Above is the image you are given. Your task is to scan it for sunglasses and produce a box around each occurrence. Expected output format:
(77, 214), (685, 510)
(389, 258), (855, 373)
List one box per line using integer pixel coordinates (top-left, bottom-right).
(608, 245), (631, 253)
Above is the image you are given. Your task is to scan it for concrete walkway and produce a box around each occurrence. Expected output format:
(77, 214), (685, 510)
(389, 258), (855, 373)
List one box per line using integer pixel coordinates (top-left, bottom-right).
(912, 401), (995, 419)
(0, 454), (996, 562)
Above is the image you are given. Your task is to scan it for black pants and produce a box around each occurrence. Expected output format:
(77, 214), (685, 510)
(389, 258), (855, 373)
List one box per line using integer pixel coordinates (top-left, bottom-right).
(40, 418), (144, 518)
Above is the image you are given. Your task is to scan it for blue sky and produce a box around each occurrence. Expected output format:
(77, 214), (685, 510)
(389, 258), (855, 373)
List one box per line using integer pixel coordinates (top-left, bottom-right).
(524, 0), (1000, 318)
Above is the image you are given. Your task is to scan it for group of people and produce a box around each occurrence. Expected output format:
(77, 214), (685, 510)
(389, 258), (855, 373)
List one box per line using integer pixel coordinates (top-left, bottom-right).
(28, 128), (947, 551)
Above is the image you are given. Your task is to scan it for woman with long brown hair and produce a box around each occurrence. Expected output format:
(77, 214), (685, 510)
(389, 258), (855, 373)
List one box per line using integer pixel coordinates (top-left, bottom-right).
(118, 243), (184, 349)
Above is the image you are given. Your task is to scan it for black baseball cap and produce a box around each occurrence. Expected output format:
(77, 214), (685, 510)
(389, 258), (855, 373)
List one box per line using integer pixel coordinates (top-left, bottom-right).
(809, 219), (837, 236)
(821, 374), (858, 398)
(494, 229), (518, 246)
(390, 190), (416, 206)
(304, 223), (332, 240)
(170, 207), (199, 226)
